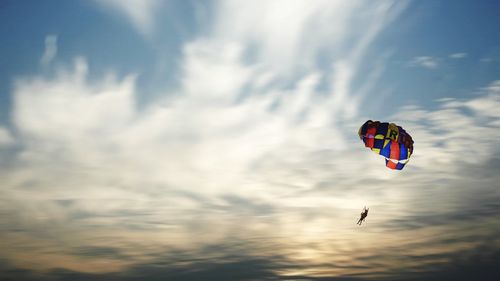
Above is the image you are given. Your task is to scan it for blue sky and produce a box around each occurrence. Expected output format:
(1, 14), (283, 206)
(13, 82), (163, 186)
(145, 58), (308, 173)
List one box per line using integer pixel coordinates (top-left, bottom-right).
(1, 1), (500, 280)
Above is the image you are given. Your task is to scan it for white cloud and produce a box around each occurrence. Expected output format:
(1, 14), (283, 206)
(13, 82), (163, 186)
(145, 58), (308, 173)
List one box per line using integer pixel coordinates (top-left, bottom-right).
(40, 35), (57, 67)
(214, 1), (406, 77)
(480, 57), (493, 63)
(4, 58), (500, 274)
(391, 79), (500, 174)
(4, 58), (500, 279)
(93, 0), (160, 37)
(0, 127), (13, 146)
(483, 79), (500, 93)
(409, 56), (438, 69)
(449, 52), (467, 59)
(2, 3), (409, 265)
(214, 0), (354, 74)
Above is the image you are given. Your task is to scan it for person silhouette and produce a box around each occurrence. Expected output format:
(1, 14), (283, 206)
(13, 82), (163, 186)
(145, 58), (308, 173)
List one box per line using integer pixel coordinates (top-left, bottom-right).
(357, 207), (369, 225)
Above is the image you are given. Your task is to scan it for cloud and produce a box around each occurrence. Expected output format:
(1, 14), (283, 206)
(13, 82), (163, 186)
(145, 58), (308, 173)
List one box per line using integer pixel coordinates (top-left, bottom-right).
(0, 127), (13, 146)
(483, 79), (500, 92)
(409, 52), (468, 69)
(480, 57), (493, 63)
(391, 80), (500, 172)
(1, 1), (405, 274)
(40, 35), (57, 67)
(449, 52), (467, 59)
(409, 56), (438, 69)
(2, 1), (500, 280)
(93, 0), (160, 37)
(4, 54), (500, 278)
(214, 0), (406, 78)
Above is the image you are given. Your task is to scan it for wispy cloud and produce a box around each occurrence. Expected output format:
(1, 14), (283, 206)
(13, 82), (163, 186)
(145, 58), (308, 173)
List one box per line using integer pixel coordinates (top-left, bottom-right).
(0, 127), (13, 146)
(480, 57), (496, 63)
(409, 56), (439, 69)
(392, 79), (500, 174)
(483, 79), (500, 92)
(93, 0), (160, 37)
(449, 52), (467, 59)
(4, 53), (500, 277)
(39, 35), (57, 67)
(409, 52), (469, 69)
(2, 2), (407, 276)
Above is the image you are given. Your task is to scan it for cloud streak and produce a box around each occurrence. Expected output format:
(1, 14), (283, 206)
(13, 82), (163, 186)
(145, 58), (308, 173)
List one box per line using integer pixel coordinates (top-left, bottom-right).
(409, 56), (439, 69)
(40, 35), (57, 67)
(0, 127), (13, 146)
(449, 52), (467, 59)
(93, 0), (161, 37)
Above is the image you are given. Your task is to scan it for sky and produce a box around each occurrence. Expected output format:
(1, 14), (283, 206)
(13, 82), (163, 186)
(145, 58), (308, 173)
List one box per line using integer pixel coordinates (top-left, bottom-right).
(1, 1), (500, 280)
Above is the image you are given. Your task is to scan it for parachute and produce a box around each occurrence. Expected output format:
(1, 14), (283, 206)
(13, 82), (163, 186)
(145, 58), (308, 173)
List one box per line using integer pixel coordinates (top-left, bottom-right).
(358, 120), (414, 170)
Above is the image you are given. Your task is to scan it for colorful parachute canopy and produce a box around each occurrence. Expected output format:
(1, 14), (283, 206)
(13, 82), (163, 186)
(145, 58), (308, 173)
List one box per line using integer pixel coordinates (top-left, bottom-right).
(358, 120), (414, 170)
